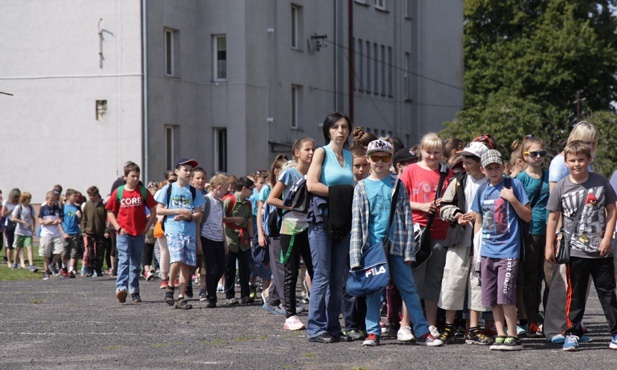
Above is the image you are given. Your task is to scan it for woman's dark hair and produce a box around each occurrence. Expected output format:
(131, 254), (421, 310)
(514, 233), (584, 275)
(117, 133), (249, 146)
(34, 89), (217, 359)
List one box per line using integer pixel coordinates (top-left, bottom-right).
(322, 112), (353, 145)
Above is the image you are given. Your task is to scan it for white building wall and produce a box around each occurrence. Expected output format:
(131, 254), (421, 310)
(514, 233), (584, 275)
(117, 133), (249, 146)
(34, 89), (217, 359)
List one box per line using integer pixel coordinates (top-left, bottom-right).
(0, 0), (143, 202)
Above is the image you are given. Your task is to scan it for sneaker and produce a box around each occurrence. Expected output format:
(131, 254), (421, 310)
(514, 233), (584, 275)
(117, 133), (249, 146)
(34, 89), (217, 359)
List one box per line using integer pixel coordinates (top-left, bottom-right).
(206, 299), (216, 308)
(241, 296), (254, 304)
(284, 315), (306, 331)
(362, 334), (380, 346)
(490, 336), (506, 351)
(610, 333), (617, 350)
(50, 265), (60, 277)
(262, 302), (280, 314)
(429, 325), (440, 338)
(185, 285), (194, 299)
(160, 280), (168, 289)
(295, 303), (304, 314)
(380, 320), (387, 335)
(146, 271), (154, 281)
(300, 292), (310, 304)
(249, 284), (257, 299)
(385, 322), (400, 338)
(517, 324), (528, 336)
(226, 298), (239, 305)
(29, 265), (38, 273)
(346, 329), (366, 341)
(416, 332), (443, 347)
(465, 328), (494, 345)
(397, 326), (415, 342)
(116, 290), (127, 303)
(563, 335), (579, 351)
(550, 334), (565, 343)
(60, 267), (68, 277)
(43, 270), (51, 280)
(501, 336), (523, 351)
(527, 322), (544, 338)
(216, 284), (224, 293)
(199, 291), (208, 302)
(131, 293), (142, 303)
(12, 262), (18, 269)
(438, 325), (455, 344)
(68, 271), (76, 278)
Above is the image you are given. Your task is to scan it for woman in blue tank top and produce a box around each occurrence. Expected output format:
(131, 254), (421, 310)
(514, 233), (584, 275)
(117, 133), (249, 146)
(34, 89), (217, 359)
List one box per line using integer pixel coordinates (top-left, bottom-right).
(305, 112), (355, 343)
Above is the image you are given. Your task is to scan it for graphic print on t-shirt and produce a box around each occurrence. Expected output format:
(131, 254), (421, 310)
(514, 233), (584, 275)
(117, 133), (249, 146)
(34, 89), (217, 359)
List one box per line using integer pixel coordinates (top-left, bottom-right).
(413, 180), (436, 203)
(482, 195), (510, 238)
(561, 187), (605, 253)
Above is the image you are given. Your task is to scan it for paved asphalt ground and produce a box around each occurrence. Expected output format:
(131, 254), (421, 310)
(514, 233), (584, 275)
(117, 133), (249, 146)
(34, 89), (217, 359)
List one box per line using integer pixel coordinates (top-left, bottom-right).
(1, 274), (616, 369)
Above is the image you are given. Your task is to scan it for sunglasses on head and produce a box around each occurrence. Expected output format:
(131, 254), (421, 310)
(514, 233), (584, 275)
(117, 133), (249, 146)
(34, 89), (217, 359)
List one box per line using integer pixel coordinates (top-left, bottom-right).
(524, 150), (547, 158)
(473, 134), (495, 149)
(369, 155), (391, 163)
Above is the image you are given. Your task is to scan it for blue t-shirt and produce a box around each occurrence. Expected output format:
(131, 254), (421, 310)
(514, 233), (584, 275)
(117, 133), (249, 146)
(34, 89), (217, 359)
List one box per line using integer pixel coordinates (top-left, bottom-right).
(471, 178), (530, 258)
(515, 170), (549, 236)
(250, 187), (260, 217)
(156, 183), (206, 236)
(259, 184), (271, 204)
(62, 204), (81, 235)
(365, 176), (393, 246)
(319, 144), (354, 186)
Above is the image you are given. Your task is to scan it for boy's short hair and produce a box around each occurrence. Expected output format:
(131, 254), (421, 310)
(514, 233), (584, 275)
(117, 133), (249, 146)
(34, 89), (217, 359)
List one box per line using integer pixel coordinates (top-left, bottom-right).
(65, 188), (76, 197)
(350, 145), (367, 158)
(236, 177), (254, 191)
(563, 140), (592, 160)
(87, 186), (100, 196)
(46, 190), (57, 200)
(191, 167), (207, 178)
(19, 192), (32, 203)
(123, 161), (140, 176)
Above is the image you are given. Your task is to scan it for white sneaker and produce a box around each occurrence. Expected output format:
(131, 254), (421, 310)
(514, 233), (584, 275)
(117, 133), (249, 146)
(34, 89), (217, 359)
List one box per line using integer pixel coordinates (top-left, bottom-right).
(397, 326), (415, 342)
(429, 325), (440, 338)
(283, 315), (306, 331)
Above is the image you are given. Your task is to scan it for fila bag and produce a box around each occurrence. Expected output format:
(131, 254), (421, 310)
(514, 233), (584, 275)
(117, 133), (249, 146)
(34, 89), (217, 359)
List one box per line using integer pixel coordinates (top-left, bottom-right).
(345, 240), (390, 297)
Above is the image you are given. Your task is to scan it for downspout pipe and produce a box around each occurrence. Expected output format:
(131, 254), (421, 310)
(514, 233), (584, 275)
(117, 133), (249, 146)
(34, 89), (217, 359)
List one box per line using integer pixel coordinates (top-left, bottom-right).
(348, 0), (354, 121)
(141, 0), (149, 182)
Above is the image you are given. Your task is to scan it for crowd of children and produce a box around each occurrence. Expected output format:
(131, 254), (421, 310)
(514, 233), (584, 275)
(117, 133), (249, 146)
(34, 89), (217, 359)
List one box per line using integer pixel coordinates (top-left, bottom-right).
(2, 117), (617, 352)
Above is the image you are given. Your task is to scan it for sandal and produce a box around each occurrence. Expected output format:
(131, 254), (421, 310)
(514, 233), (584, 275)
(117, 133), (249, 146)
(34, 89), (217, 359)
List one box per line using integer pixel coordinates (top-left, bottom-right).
(175, 298), (193, 310)
(164, 287), (175, 306)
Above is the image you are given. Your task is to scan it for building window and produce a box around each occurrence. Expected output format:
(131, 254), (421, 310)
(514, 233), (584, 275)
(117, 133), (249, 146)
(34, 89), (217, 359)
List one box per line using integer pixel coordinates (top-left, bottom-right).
(388, 46), (393, 97)
(374, 0), (386, 11)
(291, 85), (302, 129)
(358, 39), (364, 92)
(213, 35), (227, 81)
(165, 125), (176, 170)
(366, 40), (371, 94)
(214, 128), (227, 173)
(373, 42), (378, 95)
(404, 52), (411, 101)
(164, 28), (180, 76)
(291, 5), (303, 50)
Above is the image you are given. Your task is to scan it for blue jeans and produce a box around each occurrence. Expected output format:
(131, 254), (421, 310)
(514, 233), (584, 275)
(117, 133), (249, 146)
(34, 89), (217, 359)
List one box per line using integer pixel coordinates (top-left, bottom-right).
(115, 234), (145, 294)
(307, 222), (349, 338)
(365, 254), (429, 337)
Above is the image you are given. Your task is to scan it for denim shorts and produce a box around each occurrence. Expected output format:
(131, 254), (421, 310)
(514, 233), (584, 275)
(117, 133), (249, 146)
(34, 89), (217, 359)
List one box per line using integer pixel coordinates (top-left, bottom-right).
(166, 234), (197, 266)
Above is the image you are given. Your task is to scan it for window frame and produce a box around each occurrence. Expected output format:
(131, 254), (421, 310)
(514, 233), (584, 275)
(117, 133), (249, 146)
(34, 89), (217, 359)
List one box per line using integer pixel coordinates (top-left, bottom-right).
(213, 34), (227, 82)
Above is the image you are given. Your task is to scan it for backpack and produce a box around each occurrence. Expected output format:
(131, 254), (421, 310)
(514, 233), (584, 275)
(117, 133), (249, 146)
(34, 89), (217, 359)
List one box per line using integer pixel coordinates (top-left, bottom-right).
(283, 176), (309, 213)
(262, 201), (282, 238)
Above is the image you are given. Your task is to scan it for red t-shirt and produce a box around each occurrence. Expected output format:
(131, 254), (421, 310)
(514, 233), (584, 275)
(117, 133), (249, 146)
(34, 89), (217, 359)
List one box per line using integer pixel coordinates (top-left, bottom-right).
(105, 186), (157, 236)
(400, 163), (453, 240)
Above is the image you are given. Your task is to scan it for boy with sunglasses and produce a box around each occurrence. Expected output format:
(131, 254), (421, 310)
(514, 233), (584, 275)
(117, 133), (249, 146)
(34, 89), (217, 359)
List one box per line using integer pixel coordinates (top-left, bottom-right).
(350, 139), (443, 347)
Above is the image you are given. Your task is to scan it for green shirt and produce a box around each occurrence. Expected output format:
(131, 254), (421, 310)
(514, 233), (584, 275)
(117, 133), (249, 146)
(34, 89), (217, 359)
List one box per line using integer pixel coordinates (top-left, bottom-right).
(223, 194), (252, 253)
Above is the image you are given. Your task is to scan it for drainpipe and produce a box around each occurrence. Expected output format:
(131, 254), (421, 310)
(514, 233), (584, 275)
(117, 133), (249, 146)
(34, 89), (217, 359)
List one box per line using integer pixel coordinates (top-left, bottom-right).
(348, 0), (354, 121)
(141, 0), (149, 182)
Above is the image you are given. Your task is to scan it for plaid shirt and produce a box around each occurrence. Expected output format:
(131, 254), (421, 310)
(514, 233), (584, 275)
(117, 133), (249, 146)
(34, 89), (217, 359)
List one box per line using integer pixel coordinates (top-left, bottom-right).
(349, 177), (416, 269)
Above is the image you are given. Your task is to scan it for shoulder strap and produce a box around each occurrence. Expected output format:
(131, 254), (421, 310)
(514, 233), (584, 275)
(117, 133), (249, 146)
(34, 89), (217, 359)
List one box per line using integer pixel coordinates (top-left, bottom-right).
(425, 165), (449, 229)
(166, 183), (173, 208)
(569, 190), (587, 228)
(383, 179), (401, 242)
(189, 186), (197, 201)
(140, 185), (148, 202)
(203, 195), (211, 221)
(529, 171), (547, 208)
(117, 185), (125, 202)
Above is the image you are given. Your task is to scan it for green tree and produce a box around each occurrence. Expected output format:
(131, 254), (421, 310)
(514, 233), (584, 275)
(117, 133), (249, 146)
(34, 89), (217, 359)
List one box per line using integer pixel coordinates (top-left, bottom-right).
(444, 0), (617, 171)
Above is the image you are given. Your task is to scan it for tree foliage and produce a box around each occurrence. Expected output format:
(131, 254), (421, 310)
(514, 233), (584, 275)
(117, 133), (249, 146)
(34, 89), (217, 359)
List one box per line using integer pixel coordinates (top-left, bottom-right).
(444, 0), (617, 176)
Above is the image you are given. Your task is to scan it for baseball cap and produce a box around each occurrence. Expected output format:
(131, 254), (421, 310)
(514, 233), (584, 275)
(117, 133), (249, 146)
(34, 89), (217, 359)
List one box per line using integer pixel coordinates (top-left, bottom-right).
(481, 149), (503, 168)
(393, 148), (417, 166)
(458, 142), (489, 159)
(366, 139), (394, 155)
(174, 158), (198, 169)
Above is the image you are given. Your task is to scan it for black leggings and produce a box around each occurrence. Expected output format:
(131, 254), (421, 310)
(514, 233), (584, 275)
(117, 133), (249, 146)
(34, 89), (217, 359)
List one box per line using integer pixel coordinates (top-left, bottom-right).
(142, 242), (155, 270)
(202, 236), (226, 302)
(280, 230), (313, 318)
